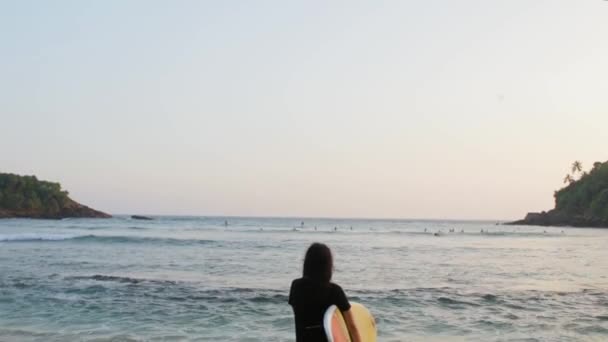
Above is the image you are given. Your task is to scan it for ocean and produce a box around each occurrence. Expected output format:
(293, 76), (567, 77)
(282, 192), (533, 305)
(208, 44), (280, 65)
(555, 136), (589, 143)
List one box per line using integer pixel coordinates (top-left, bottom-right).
(1, 216), (607, 341)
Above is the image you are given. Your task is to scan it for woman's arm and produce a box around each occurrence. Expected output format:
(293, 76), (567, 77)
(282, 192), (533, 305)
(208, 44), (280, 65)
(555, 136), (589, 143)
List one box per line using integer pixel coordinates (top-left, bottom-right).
(343, 309), (362, 342)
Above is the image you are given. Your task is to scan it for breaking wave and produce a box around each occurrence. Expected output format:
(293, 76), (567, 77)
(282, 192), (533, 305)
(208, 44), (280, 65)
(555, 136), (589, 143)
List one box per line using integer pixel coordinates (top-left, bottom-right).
(0, 233), (217, 246)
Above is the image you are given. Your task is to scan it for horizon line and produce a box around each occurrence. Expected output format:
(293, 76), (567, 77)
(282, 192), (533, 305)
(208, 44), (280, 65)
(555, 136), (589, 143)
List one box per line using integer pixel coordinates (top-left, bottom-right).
(109, 213), (511, 222)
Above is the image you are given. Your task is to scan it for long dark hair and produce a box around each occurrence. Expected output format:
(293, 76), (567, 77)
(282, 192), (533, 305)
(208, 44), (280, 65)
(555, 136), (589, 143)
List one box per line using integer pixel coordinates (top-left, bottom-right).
(302, 243), (333, 285)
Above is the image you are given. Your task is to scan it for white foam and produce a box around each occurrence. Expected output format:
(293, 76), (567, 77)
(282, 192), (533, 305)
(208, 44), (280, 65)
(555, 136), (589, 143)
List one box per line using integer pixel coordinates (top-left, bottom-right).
(0, 233), (83, 242)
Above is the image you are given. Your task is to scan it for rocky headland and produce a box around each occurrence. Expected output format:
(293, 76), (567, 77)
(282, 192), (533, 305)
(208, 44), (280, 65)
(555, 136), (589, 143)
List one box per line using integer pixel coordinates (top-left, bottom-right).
(0, 173), (111, 219)
(509, 161), (608, 228)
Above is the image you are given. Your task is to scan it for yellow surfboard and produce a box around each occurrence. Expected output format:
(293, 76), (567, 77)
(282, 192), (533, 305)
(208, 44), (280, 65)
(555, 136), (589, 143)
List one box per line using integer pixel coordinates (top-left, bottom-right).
(323, 302), (377, 342)
(324, 305), (351, 342)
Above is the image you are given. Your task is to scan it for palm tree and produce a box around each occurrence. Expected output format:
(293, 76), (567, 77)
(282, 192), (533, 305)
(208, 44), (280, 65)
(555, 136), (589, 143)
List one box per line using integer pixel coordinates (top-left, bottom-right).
(563, 174), (574, 184)
(571, 161), (583, 175)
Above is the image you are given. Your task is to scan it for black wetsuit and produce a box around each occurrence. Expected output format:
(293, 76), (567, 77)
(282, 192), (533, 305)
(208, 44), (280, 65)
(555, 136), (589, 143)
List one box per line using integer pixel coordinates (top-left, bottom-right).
(288, 277), (351, 342)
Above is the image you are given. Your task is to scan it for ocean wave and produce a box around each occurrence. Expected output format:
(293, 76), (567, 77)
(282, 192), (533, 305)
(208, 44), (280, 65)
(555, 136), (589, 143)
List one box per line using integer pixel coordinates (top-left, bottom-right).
(74, 235), (218, 246)
(146, 287), (290, 305)
(5, 274), (608, 340)
(0, 233), (83, 242)
(65, 274), (177, 285)
(127, 226), (148, 230)
(58, 276), (290, 303)
(0, 233), (218, 246)
(437, 296), (481, 307)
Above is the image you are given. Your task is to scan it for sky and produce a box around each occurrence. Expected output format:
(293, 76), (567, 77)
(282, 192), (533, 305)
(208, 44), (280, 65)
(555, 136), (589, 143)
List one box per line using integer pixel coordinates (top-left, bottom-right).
(1, 1), (607, 220)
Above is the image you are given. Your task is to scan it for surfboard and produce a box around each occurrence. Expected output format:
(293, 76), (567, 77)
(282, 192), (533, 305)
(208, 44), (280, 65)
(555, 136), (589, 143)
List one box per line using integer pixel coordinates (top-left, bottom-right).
(323, 305), (351, 342)
(349, 303), (377, 341)
(323, 302), (376, 342)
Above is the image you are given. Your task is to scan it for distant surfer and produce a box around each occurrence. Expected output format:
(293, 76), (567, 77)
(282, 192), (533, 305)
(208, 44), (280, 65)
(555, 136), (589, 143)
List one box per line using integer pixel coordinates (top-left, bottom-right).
(224, 220), (228, 227)
(288, 243), (362, 342)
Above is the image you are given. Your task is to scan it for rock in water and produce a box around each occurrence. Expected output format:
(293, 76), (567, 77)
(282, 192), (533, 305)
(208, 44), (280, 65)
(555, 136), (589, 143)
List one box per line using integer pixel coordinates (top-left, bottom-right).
(131, 215), (153, 220)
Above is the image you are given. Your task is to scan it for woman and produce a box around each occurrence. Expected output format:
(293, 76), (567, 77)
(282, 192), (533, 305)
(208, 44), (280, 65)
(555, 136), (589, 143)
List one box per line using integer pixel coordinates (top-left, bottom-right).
(289, 243), (361, 342)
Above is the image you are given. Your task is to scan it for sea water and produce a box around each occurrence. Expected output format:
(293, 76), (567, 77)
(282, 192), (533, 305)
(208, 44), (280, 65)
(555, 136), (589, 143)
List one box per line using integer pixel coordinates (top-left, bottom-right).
(1, 217), (607, 341)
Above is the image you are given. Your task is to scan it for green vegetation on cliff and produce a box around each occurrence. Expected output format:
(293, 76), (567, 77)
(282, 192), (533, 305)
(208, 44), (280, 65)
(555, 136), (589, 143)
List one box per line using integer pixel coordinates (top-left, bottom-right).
(554, 161), (608, 223)
(0, 173), (69, 213)
(0, 173), (110, 219)
(512, 160), (608, 227)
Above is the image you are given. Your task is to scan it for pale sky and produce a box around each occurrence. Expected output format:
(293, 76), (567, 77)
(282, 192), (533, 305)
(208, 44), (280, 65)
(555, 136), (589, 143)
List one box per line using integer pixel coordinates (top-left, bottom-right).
(1, 1), (607, 220)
